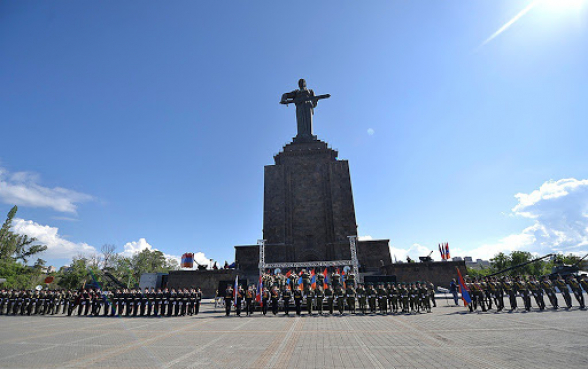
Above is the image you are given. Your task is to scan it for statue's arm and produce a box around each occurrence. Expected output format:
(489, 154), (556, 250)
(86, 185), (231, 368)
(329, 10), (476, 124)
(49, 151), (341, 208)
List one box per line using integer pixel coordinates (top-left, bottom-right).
(280, 90), (297, 104)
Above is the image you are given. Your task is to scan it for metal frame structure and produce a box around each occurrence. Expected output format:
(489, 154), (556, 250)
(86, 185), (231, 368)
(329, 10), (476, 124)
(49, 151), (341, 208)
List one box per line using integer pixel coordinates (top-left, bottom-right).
(258, 236), (360, 280)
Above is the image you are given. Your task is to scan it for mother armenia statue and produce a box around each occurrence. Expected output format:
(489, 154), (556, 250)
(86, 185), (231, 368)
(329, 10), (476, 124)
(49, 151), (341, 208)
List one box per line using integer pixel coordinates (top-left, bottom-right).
(280, 79), (330, 143)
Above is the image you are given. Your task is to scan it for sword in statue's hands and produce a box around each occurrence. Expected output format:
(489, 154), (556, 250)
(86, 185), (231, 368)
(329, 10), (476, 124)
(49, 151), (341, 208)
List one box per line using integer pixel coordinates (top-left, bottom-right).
(280, 94), (331, 105)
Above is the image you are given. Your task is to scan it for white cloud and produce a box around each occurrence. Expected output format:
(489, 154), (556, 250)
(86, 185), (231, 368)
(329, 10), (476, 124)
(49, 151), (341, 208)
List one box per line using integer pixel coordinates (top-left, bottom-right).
(121, 238), (211, 268)
(11, 218), (97, 260)
(469, 178), (588, 260)
(358, 235), (373, 241)
(0, 167), (93, 213)
(389, 243), (432, 263)
(367, 128), (375, 136)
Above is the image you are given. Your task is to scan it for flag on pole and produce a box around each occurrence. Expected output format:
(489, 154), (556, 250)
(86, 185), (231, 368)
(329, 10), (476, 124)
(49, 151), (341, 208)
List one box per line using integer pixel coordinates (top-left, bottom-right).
(311, 274), (317, 290)
(256, 275), (262, 306)
(445, 243), (450, 259)
(324, 272), (329, 289)
(233, 275), (239, 307)
(439, 244), (445, 260)
(456, 267), (472, 306)
(297, 275), (303, 290)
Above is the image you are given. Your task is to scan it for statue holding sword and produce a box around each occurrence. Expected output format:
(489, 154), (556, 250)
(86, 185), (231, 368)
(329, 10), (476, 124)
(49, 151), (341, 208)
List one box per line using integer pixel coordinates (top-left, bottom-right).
(280, 79), (330, 142)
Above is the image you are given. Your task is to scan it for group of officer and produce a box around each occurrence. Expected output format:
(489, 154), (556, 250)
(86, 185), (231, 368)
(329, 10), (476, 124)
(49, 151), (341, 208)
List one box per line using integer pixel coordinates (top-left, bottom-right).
(222, 270), (437, 316)
(0, 287), (203, 317)
(462, 273), (587, 312)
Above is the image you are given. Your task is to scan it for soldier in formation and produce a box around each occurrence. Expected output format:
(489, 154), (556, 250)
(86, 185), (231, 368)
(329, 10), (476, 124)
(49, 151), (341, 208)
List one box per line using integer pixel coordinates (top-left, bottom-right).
(0, 286), (203, 317)
(460, 274), (587, 313)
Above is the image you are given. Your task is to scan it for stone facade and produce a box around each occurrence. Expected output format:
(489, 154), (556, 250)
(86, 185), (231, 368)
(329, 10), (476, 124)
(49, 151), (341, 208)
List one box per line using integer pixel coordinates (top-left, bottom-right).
(380, 260), (467, 288)
(263, 139), (358, 263)
(235, 239), (392, 282)
(235, 132), (392, 281)
(167, 269), (241, 298)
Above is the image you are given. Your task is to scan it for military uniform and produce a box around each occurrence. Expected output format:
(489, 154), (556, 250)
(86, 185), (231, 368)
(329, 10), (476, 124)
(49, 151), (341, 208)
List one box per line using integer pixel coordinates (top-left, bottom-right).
(335, 286), (345, 315)
(541, 277), (558, 309)
(346, 285), (356, 314)
(555, 277), (571, 309)
(325, 285), (334, 314)
(268, 287), (277, 315)
(283, 288), (293, 315)
(306, 289), (315, 315)
(293, 288), (303, 315)
(245, 287), (255, 316)
(224, 286), (234, 316)
(568, 277), (585, 309)
(356, 284), (366, 314)
(367, 285), (377, 313)
(261, 288), (270, 315)
(314, 287), (324, 315)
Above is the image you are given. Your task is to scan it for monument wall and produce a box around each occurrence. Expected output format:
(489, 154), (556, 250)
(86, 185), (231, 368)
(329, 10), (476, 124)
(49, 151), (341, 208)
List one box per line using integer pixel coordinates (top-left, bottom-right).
(380, 260), (467, 288)
(167, 269), (241, 298)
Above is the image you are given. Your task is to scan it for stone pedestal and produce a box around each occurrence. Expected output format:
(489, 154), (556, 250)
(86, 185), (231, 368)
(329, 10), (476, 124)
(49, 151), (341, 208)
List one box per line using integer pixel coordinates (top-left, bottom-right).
(263, 139), (358, 263)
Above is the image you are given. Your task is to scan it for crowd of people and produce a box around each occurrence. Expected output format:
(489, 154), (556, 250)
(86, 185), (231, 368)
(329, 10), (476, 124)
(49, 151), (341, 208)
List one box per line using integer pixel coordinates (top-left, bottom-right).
(220, 270), (437, 316)
(0, 287), (203, 317)
(450, 274), (587, 312)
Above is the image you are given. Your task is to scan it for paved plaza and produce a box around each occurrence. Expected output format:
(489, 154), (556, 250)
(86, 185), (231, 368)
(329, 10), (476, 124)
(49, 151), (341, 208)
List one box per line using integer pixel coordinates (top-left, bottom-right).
(0, 300), (587, 368)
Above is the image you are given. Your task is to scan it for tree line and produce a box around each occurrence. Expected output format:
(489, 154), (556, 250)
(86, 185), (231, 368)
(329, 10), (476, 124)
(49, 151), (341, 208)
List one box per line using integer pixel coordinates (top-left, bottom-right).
(0, 206), (178, 290)
(466, 250), (586, 278)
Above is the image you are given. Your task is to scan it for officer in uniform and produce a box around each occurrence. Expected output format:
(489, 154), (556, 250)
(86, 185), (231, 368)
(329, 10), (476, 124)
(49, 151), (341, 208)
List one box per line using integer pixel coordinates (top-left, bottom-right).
(224, 284), (234, 316)
(501, 276), (516, 310)
(579, 275), (588, 309)
(195, 288), (202, 315)
(270, 285), (280, 315)
(0, 289), (6, 315)
(345, 283), (356, 314)
(163, 288), (171, 316)
(427, 282), (436, 308)
(282, 287), (292, 315)
(335, 285), (345, 315)
(556, 275), (572, 309)
(304, 287), (313, 315)
(366, 283), (377, 313)
(261, 287), (270, 315)
(356, 283), (366, 314)
(245, 285), (255, 316)
(315, 285), (324, 315)
(541, 276), (557, 309)
(529, 276), (545, 310)
(420, 282), (431, 313)
(516, 276), (531, 311)
(568, 275), (585, 309)
(293, 287), (303, 315)
(377, 284), (387, 314)
(325, 284), (334, 315)
(153, 288), (162, 316)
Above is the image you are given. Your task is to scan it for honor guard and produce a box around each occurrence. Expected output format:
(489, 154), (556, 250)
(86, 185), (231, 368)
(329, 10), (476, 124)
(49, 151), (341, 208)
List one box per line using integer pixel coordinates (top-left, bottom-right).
(282, 287), (293, 315)
(224, 284), (234, 316)
(325, 284), (334, 315)
(293, 287), (303, 315)
(356, 283), (366, 314)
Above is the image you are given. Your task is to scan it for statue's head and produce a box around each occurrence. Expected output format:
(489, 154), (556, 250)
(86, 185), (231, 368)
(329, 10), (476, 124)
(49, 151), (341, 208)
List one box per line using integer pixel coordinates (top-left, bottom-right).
(298, 79), (307, 89)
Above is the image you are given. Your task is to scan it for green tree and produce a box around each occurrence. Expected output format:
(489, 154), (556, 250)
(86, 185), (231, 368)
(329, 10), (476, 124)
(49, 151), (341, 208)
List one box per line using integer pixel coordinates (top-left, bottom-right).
(0, 206), (48, 289)
(0, 206), (47, 263)
(490, 252), (511, 273)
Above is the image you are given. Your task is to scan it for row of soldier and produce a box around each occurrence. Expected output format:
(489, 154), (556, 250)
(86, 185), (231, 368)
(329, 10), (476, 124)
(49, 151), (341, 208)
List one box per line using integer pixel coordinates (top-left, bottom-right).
(222, 270), (436, 316)
(0, 287), (202, 317)
(463, 274), (587, 312)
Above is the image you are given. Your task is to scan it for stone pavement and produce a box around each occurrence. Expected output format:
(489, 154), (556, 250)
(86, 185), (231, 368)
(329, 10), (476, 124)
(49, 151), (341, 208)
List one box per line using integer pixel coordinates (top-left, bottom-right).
(0, 301), (587, 368)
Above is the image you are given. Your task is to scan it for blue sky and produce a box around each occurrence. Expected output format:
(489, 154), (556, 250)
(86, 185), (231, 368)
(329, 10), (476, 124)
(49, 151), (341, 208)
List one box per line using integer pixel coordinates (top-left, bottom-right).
(1, 1), (587, 267)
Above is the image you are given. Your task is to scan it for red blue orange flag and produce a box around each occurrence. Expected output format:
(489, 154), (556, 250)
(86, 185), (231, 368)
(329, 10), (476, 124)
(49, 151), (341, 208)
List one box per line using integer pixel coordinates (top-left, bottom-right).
(456, 267), (471, 306)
